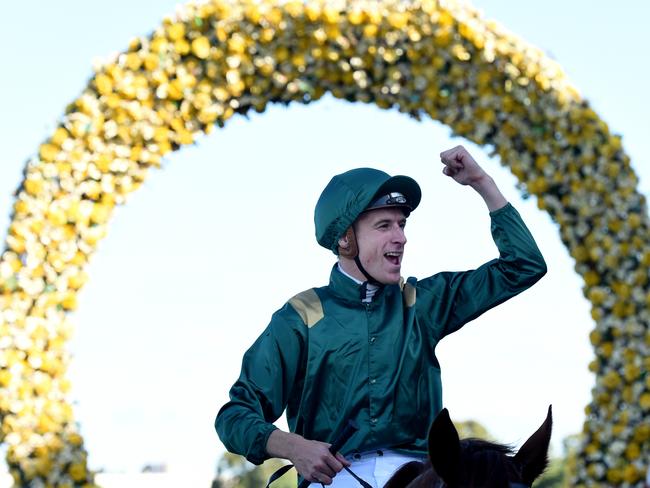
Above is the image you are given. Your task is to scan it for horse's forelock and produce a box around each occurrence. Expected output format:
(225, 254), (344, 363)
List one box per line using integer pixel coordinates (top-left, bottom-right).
(458, 439), (521, 487)
(459, 438), (515, 455)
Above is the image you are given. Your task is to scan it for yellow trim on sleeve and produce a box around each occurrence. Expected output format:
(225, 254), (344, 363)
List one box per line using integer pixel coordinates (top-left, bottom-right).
(289, 288), (324, 328)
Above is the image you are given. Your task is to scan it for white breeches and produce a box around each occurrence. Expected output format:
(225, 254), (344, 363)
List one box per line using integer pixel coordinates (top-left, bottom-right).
(328, 449), (426, 488)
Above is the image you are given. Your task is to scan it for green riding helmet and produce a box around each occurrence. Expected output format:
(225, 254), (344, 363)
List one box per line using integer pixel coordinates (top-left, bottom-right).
(314, 167), (422, 255)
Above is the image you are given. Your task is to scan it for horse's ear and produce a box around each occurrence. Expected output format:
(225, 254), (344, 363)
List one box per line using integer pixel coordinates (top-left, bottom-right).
(513, 405), (553, 485)
(428, 408), (461, 486)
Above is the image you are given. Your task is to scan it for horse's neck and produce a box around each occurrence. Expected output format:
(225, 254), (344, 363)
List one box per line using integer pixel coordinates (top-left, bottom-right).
(406, 467), (444, 488)
(383, 460), (433, 488)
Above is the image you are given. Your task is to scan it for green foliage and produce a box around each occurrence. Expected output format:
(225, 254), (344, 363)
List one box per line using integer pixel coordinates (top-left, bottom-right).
(533, 457), (567, 488)
(212, 452), (296, 488)
(531, 433), (577, 487)
(453, 419), (493, 441)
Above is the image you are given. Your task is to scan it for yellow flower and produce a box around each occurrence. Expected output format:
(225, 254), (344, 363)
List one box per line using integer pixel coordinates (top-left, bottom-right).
(263, 6), (283, 26)
(67, 433), (83, 447)
(23, 178), (44, 197)
(0, 370), (11, 387)
(590, 307), (603, 321)
(60, 292), (78, 311)
(633, 423), (650, 442)
(125, 52), (142, 70)
(39, 143), (59, 163)
(69, 462), (88, 482)
(363, 24), (378, 38)
(388, 12), (408, 29)
(624, 442), (640, 460)
(347, 9), (365, 25)
(622, 386), (633, 403)
(640, 393), (650, 410)
(587, 287), (606, 305)
(606, 468), (622, 484)
(600, 343), (613, 358)
(584, 442), (599, 455)
(602, 370), (621, 389)
(89, 200), (111, 223)
(284, 0), (303, 18)
(174, 38), (190, 55)
(304, 2), (321, 21)
(37, 413), (59, 433)
(191, 36), (211, 59)
(571, 245), (588, 262)
(46, 207), (67, 226)
(143, 52), (159, 71)
(612, 300), (634, 318)
(51, 127), (69, 146)
(623, 464), (641, 484)
(67, 271), (88, 291)
(589, 330), (601, 346)
(166, 22), (185, 41)
(95, 73), (113, 95)
(623, 363), (640, 382)
(322, 6), (339, 23)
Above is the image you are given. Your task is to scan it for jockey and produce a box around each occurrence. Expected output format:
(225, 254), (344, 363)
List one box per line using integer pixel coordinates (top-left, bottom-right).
(215, 145), (547, 487)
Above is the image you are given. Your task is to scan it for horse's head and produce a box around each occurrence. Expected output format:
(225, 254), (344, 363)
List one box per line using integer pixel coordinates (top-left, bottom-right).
(427, 406), (553, 488)
(383, 406), (552, 488)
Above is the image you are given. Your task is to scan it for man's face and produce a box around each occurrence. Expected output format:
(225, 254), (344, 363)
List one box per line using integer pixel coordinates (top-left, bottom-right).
(353, 207), (408, 285)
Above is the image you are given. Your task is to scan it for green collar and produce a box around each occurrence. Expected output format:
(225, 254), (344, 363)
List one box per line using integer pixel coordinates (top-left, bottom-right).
(328, 265), (396, 306)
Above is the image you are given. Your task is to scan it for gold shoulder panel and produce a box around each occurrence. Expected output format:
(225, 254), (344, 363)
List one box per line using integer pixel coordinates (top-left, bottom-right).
(288, 288), (324, 328)
(402, 281), (416, 308)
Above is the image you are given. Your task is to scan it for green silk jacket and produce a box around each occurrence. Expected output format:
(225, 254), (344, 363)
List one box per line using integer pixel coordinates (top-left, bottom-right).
(215, 204), (546, 464)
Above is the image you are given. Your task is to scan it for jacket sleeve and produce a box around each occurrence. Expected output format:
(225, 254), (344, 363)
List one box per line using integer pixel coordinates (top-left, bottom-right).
(415, 203), (547, 341)
(215, 305), (306, 465)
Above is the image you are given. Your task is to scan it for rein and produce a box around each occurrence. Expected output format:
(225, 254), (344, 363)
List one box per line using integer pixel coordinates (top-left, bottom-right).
(266, 420), (373, 488)
(265, 463), (372, 488)
(338, 466), (373, 488)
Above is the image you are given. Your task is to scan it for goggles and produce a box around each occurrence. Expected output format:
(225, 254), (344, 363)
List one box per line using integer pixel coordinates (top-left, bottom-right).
(365, 192), (411, 211)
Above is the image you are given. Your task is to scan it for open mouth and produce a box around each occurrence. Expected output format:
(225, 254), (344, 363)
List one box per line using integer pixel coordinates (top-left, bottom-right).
(384, 251), (402, 266)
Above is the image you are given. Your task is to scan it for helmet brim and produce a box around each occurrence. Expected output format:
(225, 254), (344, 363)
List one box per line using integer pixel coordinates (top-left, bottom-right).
(370, 175), (422, 213)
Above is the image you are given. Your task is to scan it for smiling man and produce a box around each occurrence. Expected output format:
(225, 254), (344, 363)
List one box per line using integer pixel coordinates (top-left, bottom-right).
(215, 146), (547, 487)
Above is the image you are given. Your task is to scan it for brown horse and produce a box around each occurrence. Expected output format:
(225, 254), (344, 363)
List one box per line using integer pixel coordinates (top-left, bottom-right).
(384, 406), (552, 488)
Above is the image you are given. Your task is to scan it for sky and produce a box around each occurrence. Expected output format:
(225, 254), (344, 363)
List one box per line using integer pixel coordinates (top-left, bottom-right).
(0, 0), (648, 483)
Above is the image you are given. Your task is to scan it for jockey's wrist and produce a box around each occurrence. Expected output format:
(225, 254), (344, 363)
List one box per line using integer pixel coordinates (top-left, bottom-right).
(470, 175), (507, 212)
(266, 429), (303, 461)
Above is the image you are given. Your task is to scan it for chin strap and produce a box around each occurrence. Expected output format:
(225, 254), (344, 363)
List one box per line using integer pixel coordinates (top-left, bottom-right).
(354, 255), (382, 286)
(355, 257), (383, 302)
(339, 228), (383, 297)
